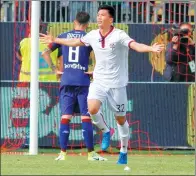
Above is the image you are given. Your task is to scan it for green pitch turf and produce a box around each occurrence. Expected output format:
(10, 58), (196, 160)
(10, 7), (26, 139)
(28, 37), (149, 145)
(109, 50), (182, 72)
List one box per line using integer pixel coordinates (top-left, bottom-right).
(1, 149), (194, 175)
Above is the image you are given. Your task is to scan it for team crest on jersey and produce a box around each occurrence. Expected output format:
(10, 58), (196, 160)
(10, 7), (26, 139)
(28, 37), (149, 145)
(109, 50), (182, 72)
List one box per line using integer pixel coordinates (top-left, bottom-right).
(98, 38), (102, 42)
(109, 43), (116, 50)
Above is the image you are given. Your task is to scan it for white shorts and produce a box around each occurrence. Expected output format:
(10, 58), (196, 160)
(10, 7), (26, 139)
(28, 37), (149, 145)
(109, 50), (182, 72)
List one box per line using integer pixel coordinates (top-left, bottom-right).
(88, 82), (127, 116)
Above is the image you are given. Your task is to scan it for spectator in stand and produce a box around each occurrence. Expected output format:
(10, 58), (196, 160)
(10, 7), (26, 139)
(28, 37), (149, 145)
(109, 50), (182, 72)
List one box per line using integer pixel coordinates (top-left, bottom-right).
(163, 23), (195, 82)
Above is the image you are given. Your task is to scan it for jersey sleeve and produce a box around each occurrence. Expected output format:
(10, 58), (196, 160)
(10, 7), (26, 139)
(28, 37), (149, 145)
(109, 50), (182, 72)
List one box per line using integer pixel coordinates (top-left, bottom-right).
(49, 33), (65, 51)
(80, 31), (93, 46)
(57, 47), (62, 58)
(49, 41), (61, 52)
(119, 30), (135, 48)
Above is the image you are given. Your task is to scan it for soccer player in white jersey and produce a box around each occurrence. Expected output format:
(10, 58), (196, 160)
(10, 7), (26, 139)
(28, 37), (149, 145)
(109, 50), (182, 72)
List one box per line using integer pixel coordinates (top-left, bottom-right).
(40, 5), (164, 164)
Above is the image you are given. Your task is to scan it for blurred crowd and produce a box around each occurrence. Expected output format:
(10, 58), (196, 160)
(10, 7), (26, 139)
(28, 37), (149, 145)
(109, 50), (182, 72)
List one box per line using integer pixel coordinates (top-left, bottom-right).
(0, 1), (195, 23)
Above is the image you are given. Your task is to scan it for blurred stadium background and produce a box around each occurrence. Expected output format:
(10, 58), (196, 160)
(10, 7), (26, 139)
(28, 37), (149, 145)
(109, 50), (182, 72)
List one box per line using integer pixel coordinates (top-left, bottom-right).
(0, 0), (195, 175)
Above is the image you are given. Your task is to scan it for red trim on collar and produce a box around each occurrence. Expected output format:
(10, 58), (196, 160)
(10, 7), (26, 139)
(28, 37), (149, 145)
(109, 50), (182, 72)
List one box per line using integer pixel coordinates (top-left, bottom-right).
(99, 26), (114, 48)
(99, 26), (114, 38)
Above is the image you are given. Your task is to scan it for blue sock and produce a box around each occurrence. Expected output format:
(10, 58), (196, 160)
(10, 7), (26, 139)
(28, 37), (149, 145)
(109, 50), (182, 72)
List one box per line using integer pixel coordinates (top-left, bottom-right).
(59, 119), (70, 152)
(82, 119), (94, 152)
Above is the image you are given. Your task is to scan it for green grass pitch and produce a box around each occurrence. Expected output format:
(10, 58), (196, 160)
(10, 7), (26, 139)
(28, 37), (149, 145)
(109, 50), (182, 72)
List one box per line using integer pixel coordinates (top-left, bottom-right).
(1, 148), (194, 175)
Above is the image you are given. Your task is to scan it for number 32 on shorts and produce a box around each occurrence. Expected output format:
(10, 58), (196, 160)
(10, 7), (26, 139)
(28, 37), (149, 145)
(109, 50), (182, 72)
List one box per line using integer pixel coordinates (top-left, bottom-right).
(116, 104), (125, 112)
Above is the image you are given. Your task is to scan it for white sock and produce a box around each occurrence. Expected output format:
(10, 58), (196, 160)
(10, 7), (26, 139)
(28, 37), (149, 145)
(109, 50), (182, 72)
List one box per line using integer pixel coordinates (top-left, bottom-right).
(117, 121), (129, 153)
(90, 110), (110, 133)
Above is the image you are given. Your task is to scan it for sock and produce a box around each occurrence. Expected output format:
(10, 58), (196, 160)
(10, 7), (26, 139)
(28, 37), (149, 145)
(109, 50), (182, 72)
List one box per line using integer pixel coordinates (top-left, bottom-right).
(117, 120), (129, 153)
(90, 110), (110, 133)
(82, 119), (94, 152)
(59, 118), (70, 152)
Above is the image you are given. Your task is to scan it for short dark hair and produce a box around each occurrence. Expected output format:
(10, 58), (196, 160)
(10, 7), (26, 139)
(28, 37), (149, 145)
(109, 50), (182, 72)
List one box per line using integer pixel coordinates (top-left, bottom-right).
(98, 5), (115, 19)
(76, 11), (90, 24)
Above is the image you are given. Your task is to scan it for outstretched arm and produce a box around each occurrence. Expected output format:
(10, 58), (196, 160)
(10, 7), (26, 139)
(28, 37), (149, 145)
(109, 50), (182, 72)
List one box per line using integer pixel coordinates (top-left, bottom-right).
(40, 32), (84, 47)
(130, 42), (164, 53)
(53, 38), (84, 47)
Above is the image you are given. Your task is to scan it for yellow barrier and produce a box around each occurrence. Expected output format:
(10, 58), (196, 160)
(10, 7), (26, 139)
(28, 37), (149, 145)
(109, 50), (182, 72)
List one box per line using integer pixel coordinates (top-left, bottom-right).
(187, 84), (195, 147)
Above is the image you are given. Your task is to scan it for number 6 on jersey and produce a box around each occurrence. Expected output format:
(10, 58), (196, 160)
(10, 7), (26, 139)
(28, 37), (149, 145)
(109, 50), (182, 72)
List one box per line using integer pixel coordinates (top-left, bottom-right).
(68, 46), (79, 63)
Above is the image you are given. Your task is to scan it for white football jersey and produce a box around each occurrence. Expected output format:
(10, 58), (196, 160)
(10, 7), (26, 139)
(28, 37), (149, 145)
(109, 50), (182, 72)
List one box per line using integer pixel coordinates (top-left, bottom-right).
(81, 27), (134, 88)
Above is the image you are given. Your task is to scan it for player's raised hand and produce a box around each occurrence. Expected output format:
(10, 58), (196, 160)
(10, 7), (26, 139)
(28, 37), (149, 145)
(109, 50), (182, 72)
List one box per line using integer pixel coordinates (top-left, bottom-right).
(40, 31), (54, 44)
(151, 43), (165, 53)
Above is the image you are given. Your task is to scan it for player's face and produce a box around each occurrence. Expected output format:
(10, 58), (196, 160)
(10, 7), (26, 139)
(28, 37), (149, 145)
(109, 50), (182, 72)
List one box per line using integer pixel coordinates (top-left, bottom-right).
(97, 9), (113, 28)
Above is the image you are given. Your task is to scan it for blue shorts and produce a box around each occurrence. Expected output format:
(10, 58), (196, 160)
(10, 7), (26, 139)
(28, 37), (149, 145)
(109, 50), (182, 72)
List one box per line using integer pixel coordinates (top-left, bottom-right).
(59, 85), (89, 116)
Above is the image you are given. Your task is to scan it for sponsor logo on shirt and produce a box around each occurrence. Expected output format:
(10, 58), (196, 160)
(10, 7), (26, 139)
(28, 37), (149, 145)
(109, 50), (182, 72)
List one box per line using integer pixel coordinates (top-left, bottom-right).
(64, 63), (86, 71)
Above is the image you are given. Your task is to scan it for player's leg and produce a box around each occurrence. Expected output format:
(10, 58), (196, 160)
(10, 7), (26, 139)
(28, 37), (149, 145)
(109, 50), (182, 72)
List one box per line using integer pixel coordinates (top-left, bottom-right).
(107, 87), (129, 164)
(115, 116), (129, 164)
(88, 100), (110, 133)
(87, 82), (111, 151)
(78, 86), (107, 161)
(56, 86), (75, 160)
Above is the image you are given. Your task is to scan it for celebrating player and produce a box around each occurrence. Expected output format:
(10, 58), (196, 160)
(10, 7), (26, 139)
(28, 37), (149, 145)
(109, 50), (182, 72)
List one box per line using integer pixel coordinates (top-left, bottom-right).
(40, 5), (164, 164)
(42, 11), (107, 161)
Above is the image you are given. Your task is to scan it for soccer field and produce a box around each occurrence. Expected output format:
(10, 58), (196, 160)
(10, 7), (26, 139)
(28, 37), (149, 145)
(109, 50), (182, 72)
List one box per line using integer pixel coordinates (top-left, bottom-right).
(1, 149), (194, 175)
